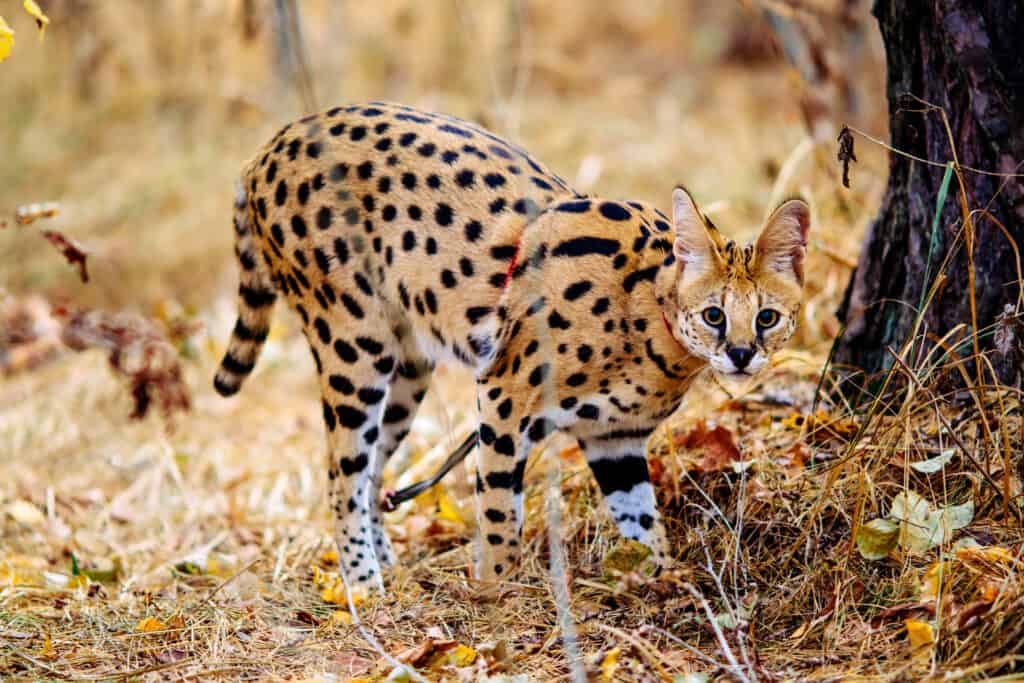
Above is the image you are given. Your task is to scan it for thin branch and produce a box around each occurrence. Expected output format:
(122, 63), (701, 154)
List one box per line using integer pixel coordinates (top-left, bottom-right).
(843, 124), (1024, 178)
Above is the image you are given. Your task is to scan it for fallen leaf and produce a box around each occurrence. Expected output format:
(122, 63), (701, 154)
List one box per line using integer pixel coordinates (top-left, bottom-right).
(435, 488), (466, 525)
(781, 411), (858, 442)
(313, 566), (367, 606)
(6, 499), (46, 526)
(673, 420), (707, 448)
(22, 0), (48, 38)
(0, 17), (13, 62)
(600, 647), (621, 681)
(603, 538), (654, 577)
(956, 545), (1015, 564)
(837, 125), (857, 188)
(891, 490), (937, 554)
(41, 230), (89, 282)
(14, 201), (59, 225)
(910, 449), (955, 473)
(936, 500), (974, 535)
(956, 600), (993, 631)
(675, 422), (742, 473)
(328, 610), (353, 626)
(58, 307), (191, 419)
(919, 561), (954, 601)
(37, 636), (55, 659)
(427, 643), (477, 669)
(155, 648), (189, 663)
(856, 518), (899, 560)
(789, 621), (810, 640)
(396, 638), (444, 667)
(136, 617), (169, 632)
(869, 602), (934, 628)
(904, 618), (935, 652)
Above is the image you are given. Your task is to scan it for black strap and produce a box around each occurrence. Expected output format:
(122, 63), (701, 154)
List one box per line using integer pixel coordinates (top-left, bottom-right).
(380, 431), (478, 511)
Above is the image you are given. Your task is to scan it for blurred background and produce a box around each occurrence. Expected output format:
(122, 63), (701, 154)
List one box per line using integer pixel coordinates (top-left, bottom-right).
(1, 0), (886, 315)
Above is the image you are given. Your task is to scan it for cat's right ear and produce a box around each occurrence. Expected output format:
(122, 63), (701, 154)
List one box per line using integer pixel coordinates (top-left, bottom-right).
(672, 186), (720, 278)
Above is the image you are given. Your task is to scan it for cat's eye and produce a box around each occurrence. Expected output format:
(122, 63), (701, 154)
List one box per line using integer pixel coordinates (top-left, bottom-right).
(702, 306), (726, 327)
(756, 309), (780, 329)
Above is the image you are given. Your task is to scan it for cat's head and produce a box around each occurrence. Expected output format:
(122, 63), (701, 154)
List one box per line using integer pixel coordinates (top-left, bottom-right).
(668, 186), (809, 381)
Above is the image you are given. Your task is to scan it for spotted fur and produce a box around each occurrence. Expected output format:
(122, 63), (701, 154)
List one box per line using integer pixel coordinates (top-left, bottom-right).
(214, 102), (810, 593)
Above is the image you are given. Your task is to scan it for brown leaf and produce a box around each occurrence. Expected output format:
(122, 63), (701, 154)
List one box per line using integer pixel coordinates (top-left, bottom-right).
(396, 638), (459, 667)
(58, 308), (190, 419)
(837, 125), (857, 189)
(869, 602), (934, 629)
(674, 421), (743, 472)
(697, 426), (742, 473)
(155, 648), (189, 664)
(41, 230), (89, 283)
(675, 420), (709, 449)
(956, 600), (992, 632)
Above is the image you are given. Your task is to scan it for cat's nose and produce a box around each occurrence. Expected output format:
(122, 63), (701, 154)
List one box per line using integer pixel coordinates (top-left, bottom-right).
(727, 346), (755, 370)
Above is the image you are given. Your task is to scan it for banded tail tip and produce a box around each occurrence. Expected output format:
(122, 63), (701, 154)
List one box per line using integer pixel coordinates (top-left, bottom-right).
(213, 372), (241, 397)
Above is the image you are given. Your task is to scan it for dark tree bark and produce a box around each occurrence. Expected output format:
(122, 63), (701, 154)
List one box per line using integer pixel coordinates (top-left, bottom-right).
(835, 0), (1024, 390)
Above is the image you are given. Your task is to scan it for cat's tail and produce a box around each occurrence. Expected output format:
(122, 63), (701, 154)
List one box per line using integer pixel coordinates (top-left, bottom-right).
(214, 181), (277, 397)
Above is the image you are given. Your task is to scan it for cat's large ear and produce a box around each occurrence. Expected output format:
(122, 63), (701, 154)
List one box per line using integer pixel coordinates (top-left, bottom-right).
(672, 186), (720, 280)
(755, 199), (810, 284)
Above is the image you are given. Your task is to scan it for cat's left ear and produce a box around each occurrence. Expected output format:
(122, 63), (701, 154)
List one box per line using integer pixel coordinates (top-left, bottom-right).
(755, 199), (810, 284)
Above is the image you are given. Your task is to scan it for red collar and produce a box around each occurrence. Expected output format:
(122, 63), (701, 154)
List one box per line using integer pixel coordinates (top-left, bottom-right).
(662, 311), (688, 353)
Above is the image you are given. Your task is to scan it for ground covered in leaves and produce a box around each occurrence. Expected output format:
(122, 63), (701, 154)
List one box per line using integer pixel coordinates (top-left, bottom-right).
(2, 2), (1023, 681)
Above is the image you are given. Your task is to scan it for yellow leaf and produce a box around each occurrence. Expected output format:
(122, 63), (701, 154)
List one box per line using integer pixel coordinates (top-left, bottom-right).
(855, 518), (899, 560)
(23, 1), (49, 39)
(0, 16), (14, 62)
(600, 646), (621, 681)
(136, 617), (168, 632)
(436, 488), (466, 524)
(956, 545), (1015, 564)
(981, 581), (1001, 602)
(904, 619), (935, 651)
(920, 561), (953, 601)
(38, 636), (55, 659)
(327, 609), (352, 626)
(418, 485), (467, 525)
(321, 548), (338, 565)
(427, 643), (477, 669)
(313, 566), (367, 606)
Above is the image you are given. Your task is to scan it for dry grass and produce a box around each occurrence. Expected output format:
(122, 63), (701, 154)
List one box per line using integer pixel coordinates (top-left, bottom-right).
(2, 1), (1022, 681)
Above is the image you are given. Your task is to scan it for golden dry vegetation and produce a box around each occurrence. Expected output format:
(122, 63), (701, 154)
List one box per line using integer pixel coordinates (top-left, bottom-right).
(2, 2), (1022, 681)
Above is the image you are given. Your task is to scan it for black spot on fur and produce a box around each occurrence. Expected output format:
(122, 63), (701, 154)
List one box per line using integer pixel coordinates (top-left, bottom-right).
(435, 203), (454, 226)
(528, 363), (550, 387)
(335, 404), (368, 430)
(552, 237), (620, 258)
(557, 199), (590, 213)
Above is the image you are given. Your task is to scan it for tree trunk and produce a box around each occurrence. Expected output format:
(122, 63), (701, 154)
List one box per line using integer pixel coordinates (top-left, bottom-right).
(835, 0), (1024, 392)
